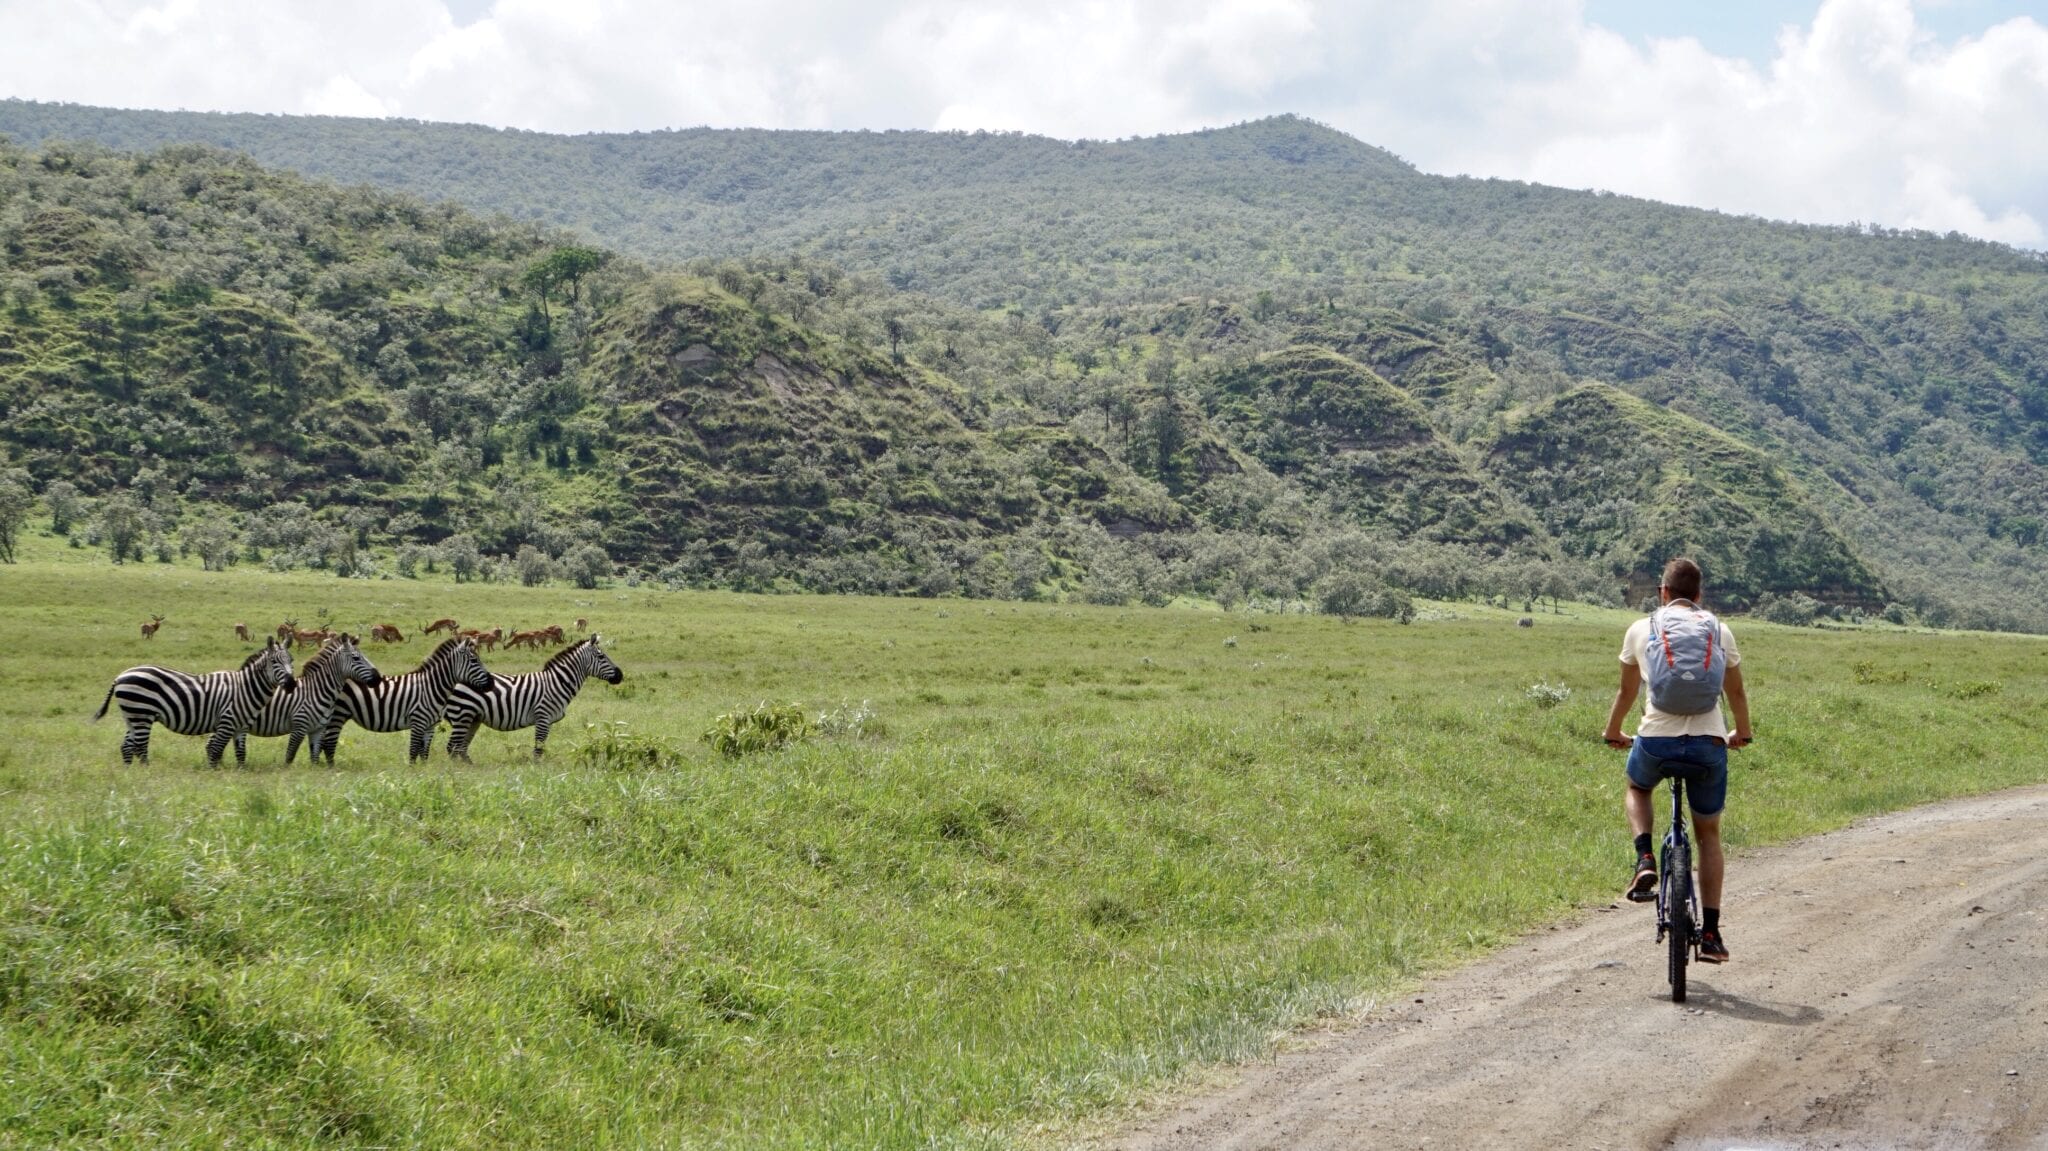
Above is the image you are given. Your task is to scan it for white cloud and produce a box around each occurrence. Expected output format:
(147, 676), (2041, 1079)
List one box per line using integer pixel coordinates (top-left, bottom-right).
(0, 0), (2041, 244)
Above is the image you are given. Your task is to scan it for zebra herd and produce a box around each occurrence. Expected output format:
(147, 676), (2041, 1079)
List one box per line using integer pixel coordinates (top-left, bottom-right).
(94, 633), (624, 767)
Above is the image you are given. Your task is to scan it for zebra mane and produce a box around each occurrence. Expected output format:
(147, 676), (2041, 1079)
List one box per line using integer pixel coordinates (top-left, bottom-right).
(238, 645), (273, 671)
(290, 639), (343, 684)
(541, 637), (597, 675)
(416, 636), (466, 670)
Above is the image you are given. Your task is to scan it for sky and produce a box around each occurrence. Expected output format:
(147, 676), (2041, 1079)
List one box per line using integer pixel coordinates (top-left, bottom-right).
(3, 0), (2045, 246)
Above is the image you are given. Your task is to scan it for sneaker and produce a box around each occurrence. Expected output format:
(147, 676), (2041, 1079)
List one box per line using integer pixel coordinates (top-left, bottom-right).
(1698, 928), (1730, 964)
(1625, 854), (1657, 902)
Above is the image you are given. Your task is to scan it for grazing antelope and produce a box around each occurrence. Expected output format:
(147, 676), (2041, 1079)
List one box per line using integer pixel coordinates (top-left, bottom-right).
(459, 627), (502, 651)
(241, 635), (384, 765)
(504, 629), (545, 650)
(447, 635), (624, 761)
(292, 627), (332, 648)
(94, 638), (296, 766)
(574, 617), (589, 634)
(317, 637), (493, 764)
(424, 618), (460, 636)
(541, 625), (566, 646)
(140, 615), (165, 640)
(277, 620), (298, 643)
(370, 623), (405, 643)
(234, 622), (252, 643)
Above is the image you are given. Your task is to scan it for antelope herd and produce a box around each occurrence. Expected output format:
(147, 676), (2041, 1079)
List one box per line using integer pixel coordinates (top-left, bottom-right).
(99, 615), (618, 767)
(164, 617), (589, 649)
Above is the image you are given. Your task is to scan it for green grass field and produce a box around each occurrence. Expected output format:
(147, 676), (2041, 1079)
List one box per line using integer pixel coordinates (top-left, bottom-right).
(2, 529), (2044, 1148)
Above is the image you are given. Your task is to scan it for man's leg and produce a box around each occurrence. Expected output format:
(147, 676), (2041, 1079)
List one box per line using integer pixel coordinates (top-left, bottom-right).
(1626, 782), (1654, 838)
(1694, 813), (1723, 911)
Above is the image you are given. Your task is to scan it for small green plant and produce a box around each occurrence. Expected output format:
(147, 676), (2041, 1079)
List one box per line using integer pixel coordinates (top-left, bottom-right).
(702, 702), (813, 757)
(815, 699), (878, 738)
(1524, 680), (1571, 708)
(1944, 680), (2003, 700)
(574, 722), (688, 770)
(1852, 660), (1910, 685)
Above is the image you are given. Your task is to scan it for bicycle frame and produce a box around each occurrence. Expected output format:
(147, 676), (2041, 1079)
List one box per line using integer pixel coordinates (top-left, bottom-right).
(1656, 776), (1700, 1000)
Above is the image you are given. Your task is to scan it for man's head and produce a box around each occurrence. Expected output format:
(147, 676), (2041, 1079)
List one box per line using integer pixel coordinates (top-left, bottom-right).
(1660, 557), (1703, 604)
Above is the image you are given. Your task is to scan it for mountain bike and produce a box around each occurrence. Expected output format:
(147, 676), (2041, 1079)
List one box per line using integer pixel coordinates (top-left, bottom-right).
(1656, 776), (1699, 1003)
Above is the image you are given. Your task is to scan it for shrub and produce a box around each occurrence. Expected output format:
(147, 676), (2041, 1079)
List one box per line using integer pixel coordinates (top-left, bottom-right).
(517, 544), (556, 587)
(442, 533), (481, 582)
(702, 702), (812, 757)
(43, 479), (85, 535)
(1754, 592), (1822, 627)
(562, 542), (612, 590)
(572, 722), (688, 770)
(1525, 680), (1572, 708)
(815, 700), (879, 738)
(1944, 680), (2002, 699)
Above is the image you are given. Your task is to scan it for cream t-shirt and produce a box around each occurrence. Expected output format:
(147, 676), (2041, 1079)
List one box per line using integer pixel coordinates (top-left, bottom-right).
(1620, 603), (1741, 739)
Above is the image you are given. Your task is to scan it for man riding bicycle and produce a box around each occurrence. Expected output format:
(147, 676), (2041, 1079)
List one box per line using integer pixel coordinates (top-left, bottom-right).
(1601, 557), (1753, 964)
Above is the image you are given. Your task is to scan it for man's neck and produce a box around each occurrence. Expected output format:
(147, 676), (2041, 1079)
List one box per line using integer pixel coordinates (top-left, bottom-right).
(1663, 597), (1699, 609)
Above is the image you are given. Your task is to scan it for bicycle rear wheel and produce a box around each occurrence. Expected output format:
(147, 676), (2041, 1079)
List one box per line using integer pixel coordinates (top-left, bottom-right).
(1666, 845), (1692, 1003)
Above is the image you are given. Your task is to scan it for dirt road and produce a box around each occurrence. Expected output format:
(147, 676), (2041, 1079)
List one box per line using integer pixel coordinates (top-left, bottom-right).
(1109, 786), (2048, 1150)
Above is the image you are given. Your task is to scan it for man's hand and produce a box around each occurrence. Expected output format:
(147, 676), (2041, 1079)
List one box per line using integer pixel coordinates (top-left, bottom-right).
(1603, 731), (1633, 750)
(1728, 731), (1754, 749)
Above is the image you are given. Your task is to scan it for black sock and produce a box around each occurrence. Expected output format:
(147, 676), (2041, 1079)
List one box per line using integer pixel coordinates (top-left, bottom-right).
(1633, 833), (1653, 858)
(1704, 908), (1720, 933)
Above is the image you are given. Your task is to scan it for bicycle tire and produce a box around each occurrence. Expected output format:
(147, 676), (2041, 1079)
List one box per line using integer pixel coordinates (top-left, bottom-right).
(1666, 845), (1692, 1003)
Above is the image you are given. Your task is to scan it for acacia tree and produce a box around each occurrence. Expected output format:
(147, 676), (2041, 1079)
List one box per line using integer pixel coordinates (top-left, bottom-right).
(44, 480), (84, 534)
(95, 491), (150, 565)
(0, 469), (32, 563)
(522, 246), (609, 322)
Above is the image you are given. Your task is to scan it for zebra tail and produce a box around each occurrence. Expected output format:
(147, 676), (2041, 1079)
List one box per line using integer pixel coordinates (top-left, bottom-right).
(93, 683), (116, 722)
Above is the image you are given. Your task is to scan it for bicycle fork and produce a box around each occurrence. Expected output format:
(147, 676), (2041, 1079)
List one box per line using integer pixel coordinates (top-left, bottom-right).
(1656, 778), (1697, 952)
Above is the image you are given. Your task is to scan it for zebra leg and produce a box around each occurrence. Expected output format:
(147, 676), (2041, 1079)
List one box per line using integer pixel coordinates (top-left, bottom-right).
(234, 731), (248, 768)
(532, 718), (551, 760)
(285, 731), (304, 765)
(206, 726), (231, 768)
(121, 720), (151, 765)
(446, 716), (475, 763)
(408, 720), (431, 763)
(318, 717), (344, 767)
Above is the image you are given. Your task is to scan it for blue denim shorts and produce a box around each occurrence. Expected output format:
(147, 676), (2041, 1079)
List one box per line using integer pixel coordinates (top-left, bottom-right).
(1626, 735), (1728, 817)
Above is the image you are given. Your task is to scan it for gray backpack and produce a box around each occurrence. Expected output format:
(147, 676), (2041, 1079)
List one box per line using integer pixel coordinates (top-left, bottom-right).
(1644, 606), (1726, 714)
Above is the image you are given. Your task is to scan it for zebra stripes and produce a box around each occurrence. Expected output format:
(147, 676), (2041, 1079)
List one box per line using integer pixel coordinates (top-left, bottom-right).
(241, 635), (383, 765)
(318, 636), (492, 764)
(94, 638), (297, 767)
(445, 635), (623, 761)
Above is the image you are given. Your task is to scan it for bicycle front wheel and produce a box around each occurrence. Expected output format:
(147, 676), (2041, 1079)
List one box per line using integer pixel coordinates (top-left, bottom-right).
(1666, 848), (1692, 1003)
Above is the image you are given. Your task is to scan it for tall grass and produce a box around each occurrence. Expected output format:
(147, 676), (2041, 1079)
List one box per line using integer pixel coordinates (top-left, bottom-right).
(1, 538), (2042, 1147)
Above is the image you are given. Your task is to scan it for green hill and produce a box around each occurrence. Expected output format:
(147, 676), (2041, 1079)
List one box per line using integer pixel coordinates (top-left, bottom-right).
(1205, 347), (1535, 550)
(0, 140), (1574, 607)
(6, 101), (2042, 628)
(1485, 384), (1885, 608)
(7, 111), (2046, 625)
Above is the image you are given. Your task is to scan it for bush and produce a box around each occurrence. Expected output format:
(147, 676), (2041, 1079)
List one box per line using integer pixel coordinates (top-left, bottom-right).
(1525, 680), (1572, 708)
(815, 700), (879, 738)
(182, 514), (239, 571)
(443, 533), (482, 582)
(702, 702), (812, 757)
(562, 542), (612, 590)
(516, 544), (555, 587)
(1754, 593), (1822, 627)
(572, 722), (688, 770)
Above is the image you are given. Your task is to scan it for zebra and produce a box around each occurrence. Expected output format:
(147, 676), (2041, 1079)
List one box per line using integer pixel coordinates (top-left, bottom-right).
(93, 638), (296, 767)
(316, 636), (492, 764)
(240, 635), (383, 765)
(445, 634), (624, 761)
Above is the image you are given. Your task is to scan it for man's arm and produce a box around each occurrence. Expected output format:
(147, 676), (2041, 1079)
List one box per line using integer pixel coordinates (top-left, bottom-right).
(1603, 662), (1640, 747)
(1723, 663), (1752, 748)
